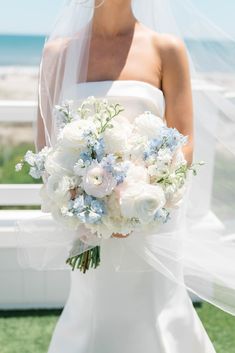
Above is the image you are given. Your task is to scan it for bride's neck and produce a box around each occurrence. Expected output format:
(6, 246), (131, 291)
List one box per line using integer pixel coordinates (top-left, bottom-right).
(92, 0), (137, 38)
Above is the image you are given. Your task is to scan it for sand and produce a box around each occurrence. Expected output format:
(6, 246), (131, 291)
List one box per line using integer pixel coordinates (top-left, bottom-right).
(0, 67), (39, 101)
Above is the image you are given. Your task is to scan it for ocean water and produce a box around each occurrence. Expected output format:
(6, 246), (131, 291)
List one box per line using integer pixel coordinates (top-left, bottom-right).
(0, 34), (235, 72)
(0, 34), (46, 66)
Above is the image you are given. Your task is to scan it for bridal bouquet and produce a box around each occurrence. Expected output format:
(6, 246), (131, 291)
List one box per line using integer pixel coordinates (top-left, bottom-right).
(16, 97), (201, 273)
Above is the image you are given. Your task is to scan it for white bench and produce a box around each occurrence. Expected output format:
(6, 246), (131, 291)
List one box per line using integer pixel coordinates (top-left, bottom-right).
(0, 184), (70, 309)
(0, 101), (69, 308)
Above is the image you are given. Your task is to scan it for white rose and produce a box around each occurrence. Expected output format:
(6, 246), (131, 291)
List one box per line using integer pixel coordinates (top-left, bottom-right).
(46, 175), (78, 205)
(103, 116), (132, 155)
(82, 161), (117, 198)
(134, 112), (164, 139)
(45, 147), (79, 176)
(119, 182), (166, 224)
(61, 119), (95, 149)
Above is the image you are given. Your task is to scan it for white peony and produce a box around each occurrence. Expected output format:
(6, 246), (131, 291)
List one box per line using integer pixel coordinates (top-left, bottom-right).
(103, 116), (133, 155)
(134, 112), (164, 139)
(82, 161), (117, 198)
(125, 164), (149, 184)
(61, 119), (95, 150)
(119, 182), (166, 224)
(126, 134), (148, 162)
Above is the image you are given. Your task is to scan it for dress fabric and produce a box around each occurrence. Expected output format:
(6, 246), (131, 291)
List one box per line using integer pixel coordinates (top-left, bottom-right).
(47, 80), (216, 353)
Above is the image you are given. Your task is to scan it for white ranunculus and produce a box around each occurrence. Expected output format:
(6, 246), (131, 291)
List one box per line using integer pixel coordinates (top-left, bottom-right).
(45, 147), (79, 176)
(82, 161), (117, 198)
(103, 116), (133, 155)
(119, 182), (166, 224)
(134, 112), (164, 139)
(61, 119), (95, 149)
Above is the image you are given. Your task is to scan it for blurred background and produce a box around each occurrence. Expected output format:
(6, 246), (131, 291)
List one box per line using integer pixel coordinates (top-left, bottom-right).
(0, 1), (235, 353)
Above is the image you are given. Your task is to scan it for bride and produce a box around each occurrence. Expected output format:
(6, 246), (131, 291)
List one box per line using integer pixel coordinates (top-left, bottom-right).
(18, 0), (235, 352)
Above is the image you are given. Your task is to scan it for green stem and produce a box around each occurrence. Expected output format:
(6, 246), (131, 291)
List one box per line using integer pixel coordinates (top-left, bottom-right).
(66, 246), (101, 273)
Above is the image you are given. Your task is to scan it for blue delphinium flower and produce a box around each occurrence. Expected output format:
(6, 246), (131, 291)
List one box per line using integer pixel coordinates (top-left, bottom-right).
(144, 127), (188, 160)
(81, 131), (105, 162)
(161, 127), (188, 152)
(93, 138), (105, 162)
(101, 154), (116, 173)
(68, 194), (106, 224)
(144, 138), (162, 160)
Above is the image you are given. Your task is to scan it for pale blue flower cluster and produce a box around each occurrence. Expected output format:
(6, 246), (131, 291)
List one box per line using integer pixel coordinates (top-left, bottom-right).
(23, 148), (49, 179)
(80, 133), (105, 163)
(144, 127), (188, 160)
(154, 208), (170, 224)
(68, 194), (106, 224)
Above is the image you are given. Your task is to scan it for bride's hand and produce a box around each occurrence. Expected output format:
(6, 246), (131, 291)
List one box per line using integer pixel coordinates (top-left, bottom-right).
(112, 233), (130, 238)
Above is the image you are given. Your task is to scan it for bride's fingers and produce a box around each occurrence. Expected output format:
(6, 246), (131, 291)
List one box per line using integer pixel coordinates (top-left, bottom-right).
(112, 233), (130, 238)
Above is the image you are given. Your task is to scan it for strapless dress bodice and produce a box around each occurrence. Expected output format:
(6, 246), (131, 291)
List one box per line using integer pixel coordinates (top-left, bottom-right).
(63, 80), (165, 122)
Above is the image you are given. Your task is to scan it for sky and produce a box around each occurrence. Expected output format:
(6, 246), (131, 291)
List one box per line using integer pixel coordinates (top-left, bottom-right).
(0, 0), (234, 37)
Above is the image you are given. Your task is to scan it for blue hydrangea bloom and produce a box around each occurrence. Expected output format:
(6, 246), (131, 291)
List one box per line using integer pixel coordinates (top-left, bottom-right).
(80, 150), (93, 163)
(68, 194), (106, 224)
(101, 154), (127, 185)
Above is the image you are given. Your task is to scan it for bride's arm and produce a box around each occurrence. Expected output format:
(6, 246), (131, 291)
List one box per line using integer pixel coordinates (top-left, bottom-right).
(36, 39), (68, 152)
(159, 35), (194, 165)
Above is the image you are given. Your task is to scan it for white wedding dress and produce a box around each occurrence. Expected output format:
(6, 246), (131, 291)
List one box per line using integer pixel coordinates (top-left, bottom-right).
(47, 80), (216, 353)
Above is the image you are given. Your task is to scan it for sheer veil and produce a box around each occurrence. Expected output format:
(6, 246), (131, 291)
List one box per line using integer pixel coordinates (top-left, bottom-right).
(17, 0), (235, 315)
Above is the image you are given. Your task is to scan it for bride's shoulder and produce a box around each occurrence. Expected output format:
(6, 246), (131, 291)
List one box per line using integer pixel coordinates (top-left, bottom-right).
(139, 24), (187, 62)
(152, 33), (189, 71)
(153, 33), (187, 57)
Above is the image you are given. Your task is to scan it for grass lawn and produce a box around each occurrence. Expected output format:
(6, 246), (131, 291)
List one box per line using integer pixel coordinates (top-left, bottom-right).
(0, 143), (41, 184)
(0, 303), (235, 353)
